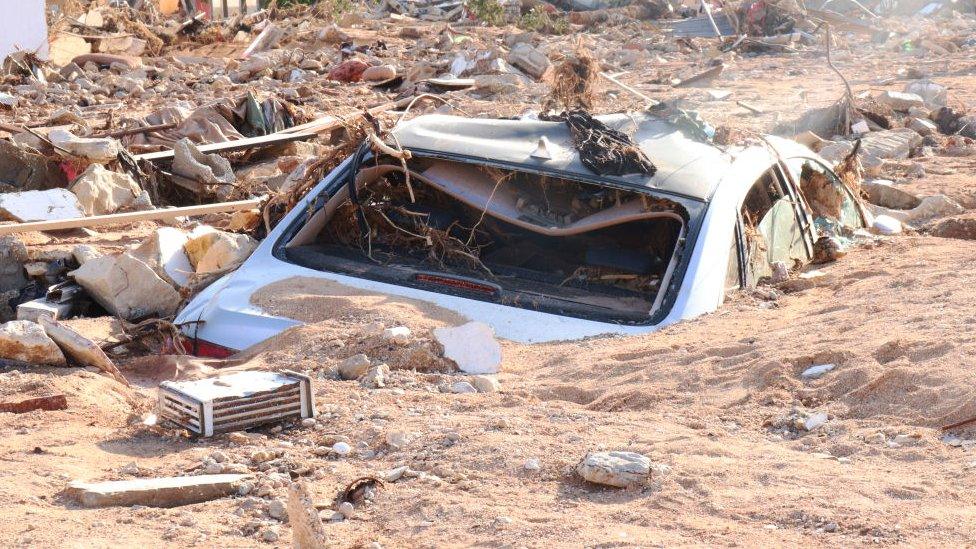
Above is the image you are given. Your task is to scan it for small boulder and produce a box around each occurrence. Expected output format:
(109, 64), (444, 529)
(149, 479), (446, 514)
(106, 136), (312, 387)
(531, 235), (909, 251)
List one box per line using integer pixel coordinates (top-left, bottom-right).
(0, 320), (66, 365)
(0, 189), (85, 222)
(339, 354), (370, 380)
(507, 43), (551, 80)
(451, 381), (478, 394)
(907, 117), (938, 137)
(131, 227), (193, 288)
(69, 164), (144, 216)
(184, 230), (257, 274)
(904, 79), (947, 109)
(362, 65), (396, 82)
(876, 90), (925, 112)
(576, 451), (652, 488)
(470, 375), (500, 393)
(71, 253), (181, 320)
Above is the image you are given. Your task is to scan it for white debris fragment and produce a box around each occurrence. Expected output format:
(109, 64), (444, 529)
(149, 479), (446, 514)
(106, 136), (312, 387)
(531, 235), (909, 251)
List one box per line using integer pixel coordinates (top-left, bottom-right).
(800, 364), (836, 380)
(803, 412), (829, 431)
(871, 214), (903, 235)
(576, 451), (653, 488)
(332, 442), (352, 456)
(0, 189), (85, 222)
(381, 326), (411, 345)
(434, 322), (502, 374)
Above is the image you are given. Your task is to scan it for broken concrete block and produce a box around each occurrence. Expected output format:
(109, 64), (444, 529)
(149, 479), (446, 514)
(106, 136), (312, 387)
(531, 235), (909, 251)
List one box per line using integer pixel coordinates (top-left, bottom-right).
(49, 34), (92, 66)
(69, 164), (144, 216)
(72, 245), (101, 266)
(39, 316), (128, 385)
(0, 393), (68, 414)
(859, 128), (923, 161)
(904, 79), (947, 109)
(71, 253), (181, 321)
(876, 91), (925, 112)
(473, 73), (523, 94)
(507, 43), (551, 79)
(16, 298), (73, 323)
(907, 117), (938, 137)
(66, 474), (248, 508)
(577, 451), (652, 488)
(183, 230), (258, 274)
(815, 141), (854, 165)
(287, 482), (328, 549)
(171, 138), (236, 198)
(0, 189), (84, 222)
(48, 129), (121, 163)
(434, 322), (502, 374)
(0, 236), (28, 295)
(861, 180), (922, 210)
(131, 227), (193, 288)
(0, 320), (67, 366)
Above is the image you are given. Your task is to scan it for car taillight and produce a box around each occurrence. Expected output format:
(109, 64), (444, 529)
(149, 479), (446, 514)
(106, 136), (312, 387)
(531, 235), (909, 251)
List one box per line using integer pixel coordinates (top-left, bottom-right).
(414, 274), (499, 296)
(192, 339), (237, 359)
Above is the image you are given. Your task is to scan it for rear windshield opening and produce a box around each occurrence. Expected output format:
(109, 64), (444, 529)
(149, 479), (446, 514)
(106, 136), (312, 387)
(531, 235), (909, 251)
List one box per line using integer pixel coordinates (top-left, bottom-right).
(282, 156), (688, 324)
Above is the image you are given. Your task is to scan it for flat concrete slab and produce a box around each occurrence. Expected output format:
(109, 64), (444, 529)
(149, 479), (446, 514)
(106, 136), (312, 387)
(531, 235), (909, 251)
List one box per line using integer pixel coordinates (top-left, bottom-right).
(66, 474), (248, 508)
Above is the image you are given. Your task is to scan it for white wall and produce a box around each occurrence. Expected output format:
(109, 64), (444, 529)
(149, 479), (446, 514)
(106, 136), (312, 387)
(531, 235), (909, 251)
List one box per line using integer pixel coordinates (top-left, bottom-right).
(0, 0), (49, 62)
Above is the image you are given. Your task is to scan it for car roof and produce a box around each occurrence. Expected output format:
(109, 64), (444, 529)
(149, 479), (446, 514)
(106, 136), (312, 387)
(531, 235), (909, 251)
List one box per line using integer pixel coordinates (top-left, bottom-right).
(391, 113), (734, 201)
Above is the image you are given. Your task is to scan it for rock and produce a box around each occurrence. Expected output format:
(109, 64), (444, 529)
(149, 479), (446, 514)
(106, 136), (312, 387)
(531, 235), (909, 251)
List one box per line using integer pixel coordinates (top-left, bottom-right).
(876, 90), (925, 112)
(451, 381), (478, 394)
(803, 411), (828, 431)
(929, 215), (976, 240)
(361, 363), (389, 389)
(800, 363), (835, 379)
(48, 129), (120, 162)
(332, 441), (352, 456)
(327, 59), (370, 82)
(0, 189), (85, 222)
(473, 73), (523, 94)
(337, 501), (355, 519)
(523, 458), (541, 471)
(287, 482), (328, 549)
(362, 64), (396, 82)
(385, 431), (412, 449)
(434, 322), (502, 374)
(470, 375), (500, 393)
(381, 326), (410, 345)
(0, 236), (28, 295)
(868, 194), (963, 225)
(72, 245), (101, 266)
(227, 209), (262, 232)
(859, 128), (923, 161)
(507, 43), (551, 79)
(260, 528), (279, 542)
(69, 164), (143, 216)
(66, 474), (248, 508)
(904, 79), (947, 109)
(0, 320), (66, 365)
(38, 316), (127, 384)
(871, 214), (902, 235)
(268, 499), (286, 520)
(183, 230), (257, 274)
(131, 227), (193, 288)
(770, 261), (789, 283)
(338, 354), (370, 380)
(861, 180), (921, 210)
(907, 117), (938, 137)
(71, 253), (181, 320)
(171, 139), (236, 198)
(576, 451), (652, 488)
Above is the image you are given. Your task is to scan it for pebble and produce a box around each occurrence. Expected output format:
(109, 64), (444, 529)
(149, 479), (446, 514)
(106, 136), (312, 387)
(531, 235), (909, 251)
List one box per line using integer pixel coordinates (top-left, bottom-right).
(332, 441), (352, 456)
(451, 381), (478, 394)
(338, 501), (355, 519)
(803, 412), (828, 431)
(382, 326), (411, 345)
(470, 375), (500, 393)
(523, 458), (541, 471)
(267, 499), (286, 520)
(800, 364), (835, 380)
(261, 528), (279, 542)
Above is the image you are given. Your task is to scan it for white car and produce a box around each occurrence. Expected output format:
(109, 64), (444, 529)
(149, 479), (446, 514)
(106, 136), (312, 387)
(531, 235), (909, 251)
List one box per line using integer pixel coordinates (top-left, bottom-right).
(176, 113), (866, 357)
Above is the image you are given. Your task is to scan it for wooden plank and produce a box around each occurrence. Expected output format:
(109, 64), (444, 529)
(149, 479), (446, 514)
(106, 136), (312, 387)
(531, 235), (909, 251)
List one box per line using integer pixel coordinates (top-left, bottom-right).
(132, 131), (318, 163)
(0, 197), (264, 236)
(66, 474), (248, 508)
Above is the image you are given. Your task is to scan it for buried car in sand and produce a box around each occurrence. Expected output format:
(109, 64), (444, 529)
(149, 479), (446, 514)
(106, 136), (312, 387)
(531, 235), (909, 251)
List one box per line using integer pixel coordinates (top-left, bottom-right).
(176, 113), (867, 356)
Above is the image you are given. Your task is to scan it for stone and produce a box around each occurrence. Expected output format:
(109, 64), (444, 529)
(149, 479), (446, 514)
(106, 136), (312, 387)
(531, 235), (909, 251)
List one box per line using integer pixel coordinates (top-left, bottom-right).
(68, 164), (143, 216)
(473, 73), (523, 94)
(434, 322), (502, 374)
(131, 227), (194, 288)
(523, 458), (541, 471)
(0, 236), (28, 294)
(381, 326), (410, 344)
(576, 451), (652, 488)
(338, 501), (355, 519)
(361, 363), (389, 389)
(48, 129), (120, 162)
(183, 230), (257, 274)
(339, 354), (370, 380)
(38, 316), (127, 384)
(800, 363), (835, 379)
(171, 139), (236, 198)
(907, 117), (938, 137)
(261, 528), (279, 542)
(470, 375), (500, 393)
(859, 128), (923, 161)
(72, 245), (101, 266)
(904, 79), (947, 109)
(871, 214), (902, 235)
(332, 441), (352, 456)
(507, 43), (551, 79)
(0, 320), (66, 365)
(267, 499), (286, 520)
(451, 381), (478, 394)
(876, 90), (925, 112)
(868, 194), (963, 225)
(385, 431), (412, 449)
(803, 411), (828, 431)
(362, 64), (396, 82)
(66, 474), (248, 508)
(287, 482), (328, 549)
(0, 189), (84, 222)
(16, 298), (73, 323)
(71, 253), (181, 320)
(861, 180), (921, 210)
(770, 261), (789, 283)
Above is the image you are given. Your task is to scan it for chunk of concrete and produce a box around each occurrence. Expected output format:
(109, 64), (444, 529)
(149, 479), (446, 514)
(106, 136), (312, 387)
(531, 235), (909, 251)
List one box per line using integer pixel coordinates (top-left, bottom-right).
(48, 129), (120, 163)
(39, 316), (128, 385)
(904, 79), (947, 109)
(287, 482), (328, 549)
(859, 128), (923, 161)
(861, 180), (922, 210)
(876, 90), (925, 112)
(16, 297), (73, 323)
(66, 474), (248, 508)
(434, 322), (502, 374)
(172, 138), (236, 198)
(507, 43), (550, 79)
(68, 164), (144, 216)
(0, 320), (66, 366)
(71, 253), (181, 320)
(815, 141), (854, 165)
(0, 189), (84, 222)
(183, 230), (257, 274)
(576, 451), (652, 488)
(0, 393), (68, 414)
(131, 227), (193, 288)
(907, 117), (938, 137)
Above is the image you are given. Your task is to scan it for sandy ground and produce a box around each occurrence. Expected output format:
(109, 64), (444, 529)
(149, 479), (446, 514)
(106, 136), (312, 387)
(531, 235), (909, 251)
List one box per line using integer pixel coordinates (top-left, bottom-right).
(3, 11), (976, 549)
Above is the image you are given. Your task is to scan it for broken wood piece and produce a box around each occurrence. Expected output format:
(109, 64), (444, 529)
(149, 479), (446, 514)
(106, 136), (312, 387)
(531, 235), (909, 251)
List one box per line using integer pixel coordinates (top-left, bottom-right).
(241, 23), (281, 59)
(92, 122), (178, 139)
(0, 197), (265, 236)
(132, 132), (317, 163)
(599, 72), (659, 107)
(674, 64), (724, 88)
(66, 474), (249, 508)
(736, 100), (764, 114)
(0, 394), (68, 414)
(288, 482), (328, 549)
(39, 316), (129, 386)
(279, 99), (410, 136)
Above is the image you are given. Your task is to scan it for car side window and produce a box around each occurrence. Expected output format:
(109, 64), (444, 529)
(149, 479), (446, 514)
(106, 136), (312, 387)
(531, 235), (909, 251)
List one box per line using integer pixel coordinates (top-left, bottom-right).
(726, 223), (742, 290)
(740, 167), (809, 284)
(787, 158), (864, 229)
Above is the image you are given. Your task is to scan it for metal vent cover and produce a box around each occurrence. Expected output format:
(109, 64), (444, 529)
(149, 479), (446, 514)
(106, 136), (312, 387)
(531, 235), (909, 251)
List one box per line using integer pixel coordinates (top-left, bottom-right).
(158, 370), (315, 436)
